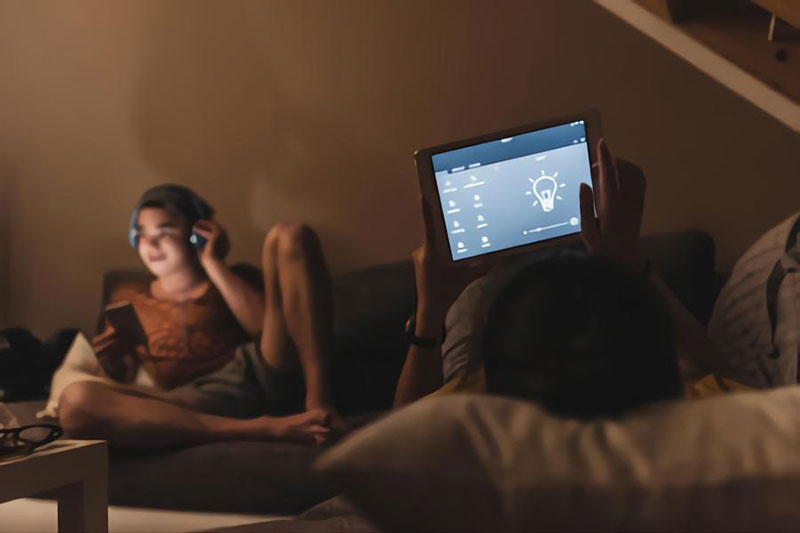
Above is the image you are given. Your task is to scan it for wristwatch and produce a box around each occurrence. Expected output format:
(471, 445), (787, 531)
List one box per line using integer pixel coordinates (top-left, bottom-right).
(404, 313), (445, 348)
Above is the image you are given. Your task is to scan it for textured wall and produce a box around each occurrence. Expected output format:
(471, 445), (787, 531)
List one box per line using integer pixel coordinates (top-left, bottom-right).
(1, 0), (798, 337)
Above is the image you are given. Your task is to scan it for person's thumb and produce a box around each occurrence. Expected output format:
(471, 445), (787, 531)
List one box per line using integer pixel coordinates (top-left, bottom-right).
(579, 183), (599, 248)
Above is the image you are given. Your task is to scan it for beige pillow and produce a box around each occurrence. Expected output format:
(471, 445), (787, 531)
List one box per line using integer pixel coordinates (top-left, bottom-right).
(316, 390), (800, 531)
(39, 332), (155, 419)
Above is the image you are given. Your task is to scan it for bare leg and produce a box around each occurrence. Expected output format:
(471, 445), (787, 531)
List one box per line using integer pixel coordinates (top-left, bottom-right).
(58, 381), (332, 451)
(260, 224), (335, 410)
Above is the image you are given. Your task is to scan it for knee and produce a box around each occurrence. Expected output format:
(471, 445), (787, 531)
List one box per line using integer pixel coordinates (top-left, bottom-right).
(268, 223), (320, 259)
(58, 381), (108, 439)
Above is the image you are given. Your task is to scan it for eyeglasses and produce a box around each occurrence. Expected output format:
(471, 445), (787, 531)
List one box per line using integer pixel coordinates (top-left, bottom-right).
(0, 424), (63, 459)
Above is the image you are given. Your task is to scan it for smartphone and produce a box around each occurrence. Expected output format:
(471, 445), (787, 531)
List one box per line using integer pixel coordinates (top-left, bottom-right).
(104, 301), (149, 349)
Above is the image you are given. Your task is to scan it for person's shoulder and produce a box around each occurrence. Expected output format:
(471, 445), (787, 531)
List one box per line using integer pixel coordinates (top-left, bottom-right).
(446, 256), (528, 323)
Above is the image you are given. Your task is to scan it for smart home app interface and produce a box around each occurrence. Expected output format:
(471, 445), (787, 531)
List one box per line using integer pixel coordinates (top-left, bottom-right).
(432, 121), (591, 261)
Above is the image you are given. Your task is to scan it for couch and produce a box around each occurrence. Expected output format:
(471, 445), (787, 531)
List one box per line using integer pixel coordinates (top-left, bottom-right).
(8, 231), (716, 515)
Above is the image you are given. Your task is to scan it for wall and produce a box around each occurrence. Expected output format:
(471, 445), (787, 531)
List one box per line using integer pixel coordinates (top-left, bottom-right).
(1, 0), (798, 337)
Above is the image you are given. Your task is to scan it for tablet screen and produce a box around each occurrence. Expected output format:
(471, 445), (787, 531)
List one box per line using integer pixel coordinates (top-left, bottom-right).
(431, 120), (591, 261)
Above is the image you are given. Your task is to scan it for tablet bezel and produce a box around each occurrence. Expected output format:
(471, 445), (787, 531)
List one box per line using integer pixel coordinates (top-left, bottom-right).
(414, 110), (602, 265)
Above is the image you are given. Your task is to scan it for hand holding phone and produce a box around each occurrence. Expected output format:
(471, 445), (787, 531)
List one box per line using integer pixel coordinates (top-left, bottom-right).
(103, 301), (149, 350)
(91, 323), (141, 384)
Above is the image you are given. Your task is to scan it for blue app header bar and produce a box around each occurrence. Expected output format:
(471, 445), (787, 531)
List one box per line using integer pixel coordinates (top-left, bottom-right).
(432, 121), (586, 173)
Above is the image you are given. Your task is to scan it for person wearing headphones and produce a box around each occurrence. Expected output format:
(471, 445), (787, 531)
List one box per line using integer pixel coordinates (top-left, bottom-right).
(51, 184), (345, 449)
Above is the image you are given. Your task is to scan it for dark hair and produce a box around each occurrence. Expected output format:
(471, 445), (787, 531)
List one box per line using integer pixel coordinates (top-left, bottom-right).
(481, 253), (682, 419)
(138, 199), (189, 228)
(132, 184), (213, 244)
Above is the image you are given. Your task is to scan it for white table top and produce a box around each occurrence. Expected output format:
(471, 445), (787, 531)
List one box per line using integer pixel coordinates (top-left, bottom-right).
(0, 439), (107, 504)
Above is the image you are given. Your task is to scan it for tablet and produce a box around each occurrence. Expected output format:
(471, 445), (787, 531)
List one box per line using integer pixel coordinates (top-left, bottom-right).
(415, 111), (601, 263)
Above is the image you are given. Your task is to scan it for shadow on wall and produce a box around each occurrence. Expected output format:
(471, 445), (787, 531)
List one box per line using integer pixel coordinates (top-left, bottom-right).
(131, 1), (422, 271)
(135, 0), (791, 277)
(127, 1), (582, 272)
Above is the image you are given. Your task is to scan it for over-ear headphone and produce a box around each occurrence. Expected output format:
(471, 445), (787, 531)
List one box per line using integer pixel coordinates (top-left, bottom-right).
(129, 185), (212, 250)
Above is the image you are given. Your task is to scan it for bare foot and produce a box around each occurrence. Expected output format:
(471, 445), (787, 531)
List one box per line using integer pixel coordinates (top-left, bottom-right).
(273, 409), (333, 445)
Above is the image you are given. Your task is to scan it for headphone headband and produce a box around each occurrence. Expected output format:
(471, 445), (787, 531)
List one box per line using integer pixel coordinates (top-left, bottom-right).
(129, 185), (211, 249)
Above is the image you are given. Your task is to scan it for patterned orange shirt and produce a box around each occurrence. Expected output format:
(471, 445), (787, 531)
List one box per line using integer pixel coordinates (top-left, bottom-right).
(109, 280), (249, 390)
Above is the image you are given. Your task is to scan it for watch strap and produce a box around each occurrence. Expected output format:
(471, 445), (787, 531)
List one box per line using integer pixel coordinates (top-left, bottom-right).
(405, 314), (444, 347)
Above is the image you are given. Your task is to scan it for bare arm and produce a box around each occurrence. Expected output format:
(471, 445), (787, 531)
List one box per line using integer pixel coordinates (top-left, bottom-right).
(393, 200), (487, 407)
(194, 220), (265, 337)
(393, 305), (446, 407)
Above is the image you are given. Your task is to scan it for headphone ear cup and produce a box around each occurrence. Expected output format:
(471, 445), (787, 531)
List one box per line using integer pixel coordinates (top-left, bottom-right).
(188, 192), (211, 249)
(190, 231), (207, 250)
(129, 210), (139, 249)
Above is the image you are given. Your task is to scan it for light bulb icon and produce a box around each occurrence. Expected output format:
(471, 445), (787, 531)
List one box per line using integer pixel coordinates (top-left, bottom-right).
(528, 170), (565, 212)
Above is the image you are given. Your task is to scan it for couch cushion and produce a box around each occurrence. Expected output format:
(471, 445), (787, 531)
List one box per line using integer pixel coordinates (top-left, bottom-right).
(330, 261), (415, 414)
(9, 400), (332, 514)
(110, 440), (329, 514)
(317, 389), (800, 531)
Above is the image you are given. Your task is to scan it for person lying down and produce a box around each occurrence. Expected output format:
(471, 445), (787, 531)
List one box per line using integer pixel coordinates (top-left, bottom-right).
(394, 139), (752, 417)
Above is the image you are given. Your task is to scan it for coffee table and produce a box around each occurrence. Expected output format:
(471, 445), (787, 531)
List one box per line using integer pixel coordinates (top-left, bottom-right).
(0, 440), (108, 532)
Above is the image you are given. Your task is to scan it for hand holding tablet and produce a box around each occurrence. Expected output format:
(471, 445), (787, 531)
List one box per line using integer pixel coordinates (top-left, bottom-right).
(414, 111), (602, 264)
(409, 110), (648, 323)
(579, 139), (646, 272)
(411, 198), (490, 335)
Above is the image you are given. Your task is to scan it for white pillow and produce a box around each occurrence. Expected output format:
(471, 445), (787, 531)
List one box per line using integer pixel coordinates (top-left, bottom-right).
(316, 390), (800, 531)
(39, 332), (155, 419)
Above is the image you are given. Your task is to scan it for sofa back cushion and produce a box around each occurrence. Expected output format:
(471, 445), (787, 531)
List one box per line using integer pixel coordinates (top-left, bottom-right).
(97, 231), (714, 413)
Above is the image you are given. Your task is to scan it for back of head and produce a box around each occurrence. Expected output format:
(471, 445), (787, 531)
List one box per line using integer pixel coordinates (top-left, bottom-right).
(481, 253), (682, 419)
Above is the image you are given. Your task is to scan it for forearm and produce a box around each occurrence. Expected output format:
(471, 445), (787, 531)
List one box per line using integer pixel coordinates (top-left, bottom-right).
(203, 259), (265, 336)
(393, 303), (446, 407)
(302, 358), (333, 409)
